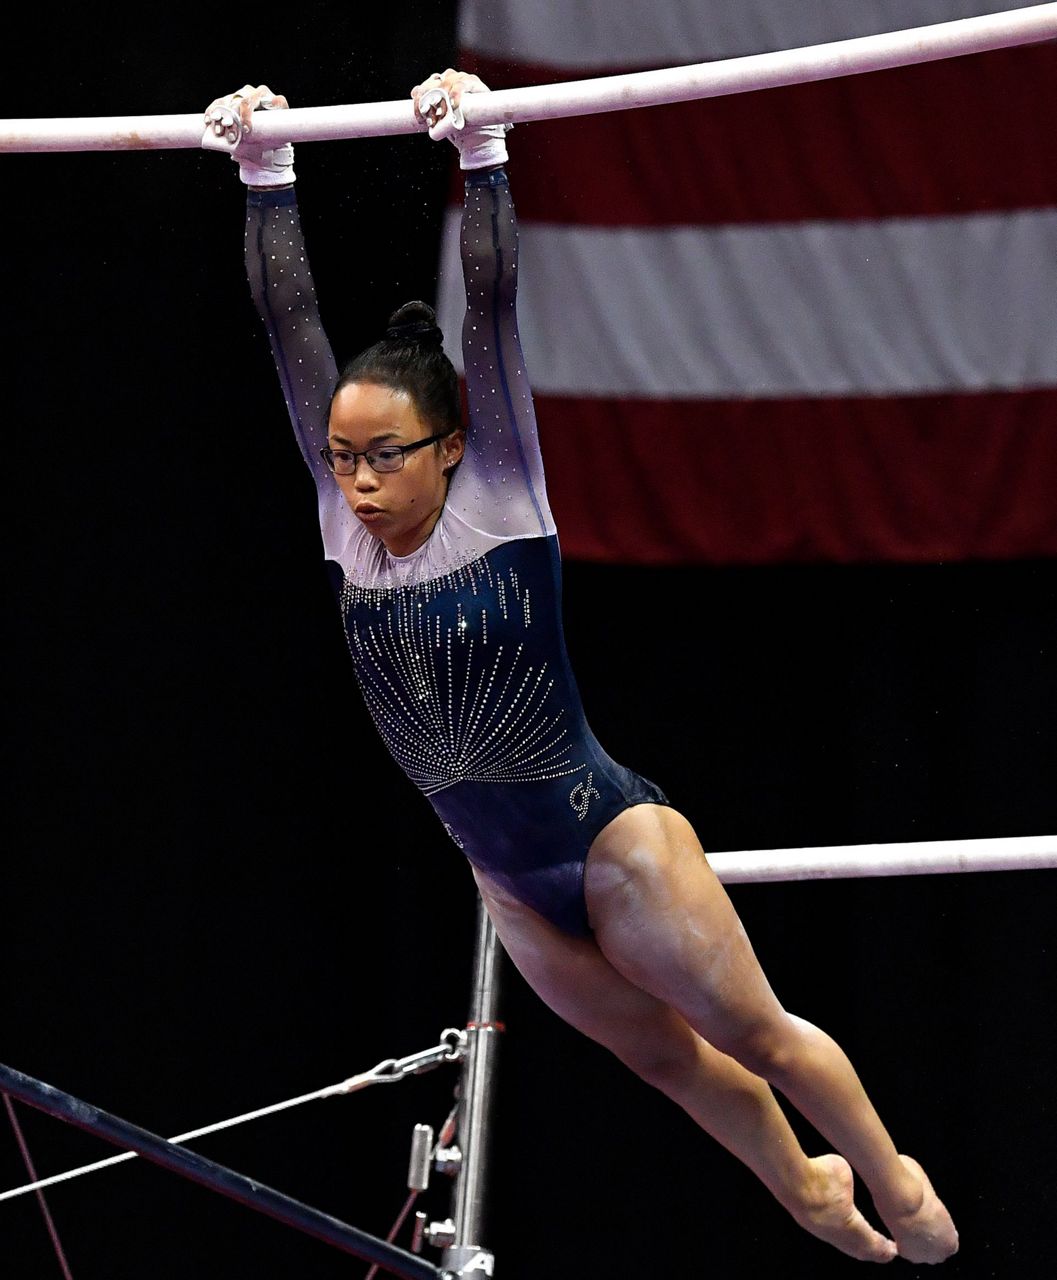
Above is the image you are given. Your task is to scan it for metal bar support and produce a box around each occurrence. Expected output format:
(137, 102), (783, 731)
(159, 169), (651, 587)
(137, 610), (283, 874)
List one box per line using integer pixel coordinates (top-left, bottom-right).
(441, 893), (504, 1277)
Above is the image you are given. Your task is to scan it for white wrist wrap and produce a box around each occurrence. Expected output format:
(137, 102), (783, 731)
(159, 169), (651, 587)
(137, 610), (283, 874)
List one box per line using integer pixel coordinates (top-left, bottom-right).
(236, 142), (296, 187)
(421, 89), (511, 170)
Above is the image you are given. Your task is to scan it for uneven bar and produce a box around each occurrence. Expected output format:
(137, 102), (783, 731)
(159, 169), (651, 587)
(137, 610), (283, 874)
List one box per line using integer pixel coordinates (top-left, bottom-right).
(707, 835), (1056, 884)
(2, 5), (1054, 152)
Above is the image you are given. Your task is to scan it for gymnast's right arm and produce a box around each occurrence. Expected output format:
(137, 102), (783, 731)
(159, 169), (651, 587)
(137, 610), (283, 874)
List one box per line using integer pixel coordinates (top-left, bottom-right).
(205, 85), (338, 495)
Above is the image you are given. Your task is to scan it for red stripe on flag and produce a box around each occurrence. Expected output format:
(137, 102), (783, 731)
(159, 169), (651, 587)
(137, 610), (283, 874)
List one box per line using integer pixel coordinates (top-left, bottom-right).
(527, 390), (1057, 564)
(460, 46), (1057, 224)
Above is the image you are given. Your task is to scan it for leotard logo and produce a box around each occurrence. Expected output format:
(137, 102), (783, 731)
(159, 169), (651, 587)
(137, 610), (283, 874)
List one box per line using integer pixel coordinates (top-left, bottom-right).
(569, 771), (600, 821)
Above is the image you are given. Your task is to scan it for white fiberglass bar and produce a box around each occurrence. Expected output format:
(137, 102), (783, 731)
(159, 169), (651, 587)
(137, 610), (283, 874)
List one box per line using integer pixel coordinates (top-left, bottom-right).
(2, 5), (1055, 153)
(707, 835), (1056, 884)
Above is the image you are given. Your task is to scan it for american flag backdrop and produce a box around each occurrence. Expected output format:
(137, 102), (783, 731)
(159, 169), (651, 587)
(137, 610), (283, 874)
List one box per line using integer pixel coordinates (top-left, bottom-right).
(436, 0), (1057, 565)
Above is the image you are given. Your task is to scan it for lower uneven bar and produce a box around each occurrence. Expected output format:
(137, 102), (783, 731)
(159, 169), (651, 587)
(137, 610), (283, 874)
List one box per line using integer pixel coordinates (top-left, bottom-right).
(707, 835), (1056, 883)
(0, 1063), (440, 1280)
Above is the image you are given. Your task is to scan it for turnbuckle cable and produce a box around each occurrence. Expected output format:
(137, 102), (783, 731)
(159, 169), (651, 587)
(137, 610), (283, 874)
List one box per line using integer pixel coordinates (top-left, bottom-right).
(0, 1029), (466, 1205)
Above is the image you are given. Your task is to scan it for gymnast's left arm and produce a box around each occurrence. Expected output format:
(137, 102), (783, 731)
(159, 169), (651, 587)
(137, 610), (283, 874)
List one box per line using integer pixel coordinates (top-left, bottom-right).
(414, 70), (555, 540)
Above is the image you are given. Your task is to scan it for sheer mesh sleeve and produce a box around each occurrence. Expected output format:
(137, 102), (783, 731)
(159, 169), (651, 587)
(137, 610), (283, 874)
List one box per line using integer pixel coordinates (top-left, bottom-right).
(244, 187), (355, 562)
(447, 168), (556, 541)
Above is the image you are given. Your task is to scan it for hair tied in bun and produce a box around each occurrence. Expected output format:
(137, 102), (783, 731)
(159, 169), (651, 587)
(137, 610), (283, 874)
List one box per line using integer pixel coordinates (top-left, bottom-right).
(385, 300), (443, 348)
(386, 319), (440, 341)
(334, 299), (459, 432)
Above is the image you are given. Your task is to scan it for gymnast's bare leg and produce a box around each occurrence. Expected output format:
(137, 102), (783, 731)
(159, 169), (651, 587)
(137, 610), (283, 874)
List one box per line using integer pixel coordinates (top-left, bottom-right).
(474, 809), (959, 1264)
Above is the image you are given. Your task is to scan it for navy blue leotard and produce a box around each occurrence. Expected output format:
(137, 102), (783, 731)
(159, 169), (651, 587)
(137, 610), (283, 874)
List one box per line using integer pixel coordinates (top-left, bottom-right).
(245, 168), (667, 937)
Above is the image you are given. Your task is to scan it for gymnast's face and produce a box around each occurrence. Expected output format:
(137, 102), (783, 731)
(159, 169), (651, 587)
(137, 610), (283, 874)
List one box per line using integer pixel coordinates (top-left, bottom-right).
(327, 381), (464, 558)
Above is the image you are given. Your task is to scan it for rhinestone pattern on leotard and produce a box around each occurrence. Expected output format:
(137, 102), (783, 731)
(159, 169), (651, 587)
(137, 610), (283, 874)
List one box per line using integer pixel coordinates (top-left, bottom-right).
(341, 551), (582, 796)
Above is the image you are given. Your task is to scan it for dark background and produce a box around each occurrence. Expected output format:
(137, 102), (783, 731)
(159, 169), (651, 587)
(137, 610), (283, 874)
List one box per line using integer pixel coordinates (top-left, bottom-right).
(3, 6), (1055, 1279)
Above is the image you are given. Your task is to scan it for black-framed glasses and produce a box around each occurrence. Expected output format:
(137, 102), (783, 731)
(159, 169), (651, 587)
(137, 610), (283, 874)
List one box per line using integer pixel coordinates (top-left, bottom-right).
(319, 430), (454, 476)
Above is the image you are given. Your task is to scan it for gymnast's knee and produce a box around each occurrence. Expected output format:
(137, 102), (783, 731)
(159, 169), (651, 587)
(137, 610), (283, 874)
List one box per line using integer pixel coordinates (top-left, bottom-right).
(714, 1016), (800, 1083)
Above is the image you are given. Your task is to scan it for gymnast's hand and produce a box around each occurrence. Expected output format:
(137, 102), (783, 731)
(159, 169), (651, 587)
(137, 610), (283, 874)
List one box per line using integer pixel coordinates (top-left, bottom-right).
(411, 68), (510, 170)
(411, 68), (487, 123)
(202, 85), (295, 188)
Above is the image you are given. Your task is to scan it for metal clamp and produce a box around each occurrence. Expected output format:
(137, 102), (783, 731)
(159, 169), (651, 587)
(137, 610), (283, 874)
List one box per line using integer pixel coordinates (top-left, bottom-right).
(426, 1217), (456, 1248)
(434, 1145), (462, 1177)
(326, 1028), (466, 1096)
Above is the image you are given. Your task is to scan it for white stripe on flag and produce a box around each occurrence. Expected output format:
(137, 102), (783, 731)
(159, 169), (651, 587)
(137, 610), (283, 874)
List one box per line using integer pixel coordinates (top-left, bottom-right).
(458, 0), (1046, 67)
(437, 207), (1057, 399)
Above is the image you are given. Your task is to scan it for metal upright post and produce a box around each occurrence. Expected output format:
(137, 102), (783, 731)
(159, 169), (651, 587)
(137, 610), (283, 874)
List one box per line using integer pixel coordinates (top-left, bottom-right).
(440, 893), (504, 1278)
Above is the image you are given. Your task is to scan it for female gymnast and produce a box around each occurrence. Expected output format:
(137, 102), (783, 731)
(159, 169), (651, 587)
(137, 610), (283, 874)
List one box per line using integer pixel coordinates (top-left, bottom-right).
(205, 70), (958, 1265)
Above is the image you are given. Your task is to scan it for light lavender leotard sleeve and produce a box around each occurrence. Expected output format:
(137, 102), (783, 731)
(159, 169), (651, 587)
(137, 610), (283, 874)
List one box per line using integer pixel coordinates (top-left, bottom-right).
(245, 172), (555, 589)
(243, 186), (358, 566)
(445, 167), (555, 546)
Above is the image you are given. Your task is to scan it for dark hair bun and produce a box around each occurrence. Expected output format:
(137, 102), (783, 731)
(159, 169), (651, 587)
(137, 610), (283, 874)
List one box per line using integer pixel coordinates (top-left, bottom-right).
(385, 300), (444, 348)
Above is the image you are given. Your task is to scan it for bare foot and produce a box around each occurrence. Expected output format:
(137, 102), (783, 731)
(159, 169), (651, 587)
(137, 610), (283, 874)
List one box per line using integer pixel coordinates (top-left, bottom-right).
(791, 1154), (898, 1263)
(879, 1155), (959, 1264)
